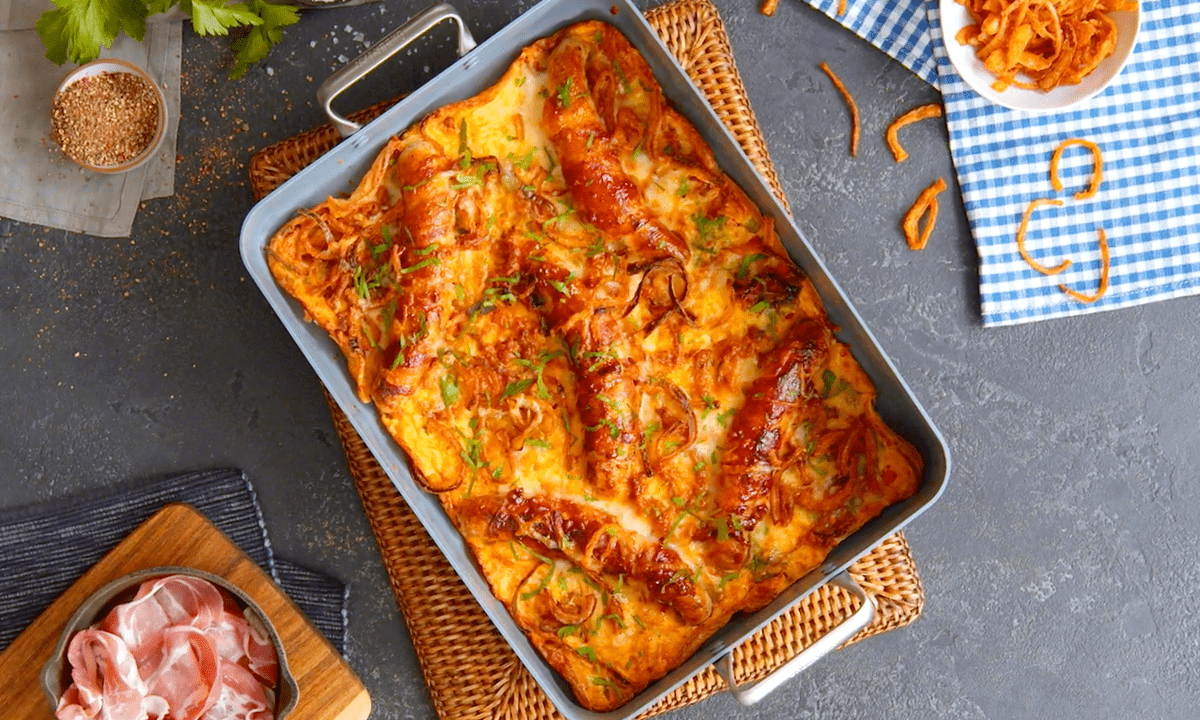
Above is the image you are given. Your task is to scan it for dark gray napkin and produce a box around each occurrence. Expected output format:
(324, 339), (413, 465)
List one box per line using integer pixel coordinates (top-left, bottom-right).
(0, 468), (347, 653)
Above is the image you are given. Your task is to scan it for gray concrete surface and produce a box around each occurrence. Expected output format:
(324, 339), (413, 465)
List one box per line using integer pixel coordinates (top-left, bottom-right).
(3, 1), (1198, 718)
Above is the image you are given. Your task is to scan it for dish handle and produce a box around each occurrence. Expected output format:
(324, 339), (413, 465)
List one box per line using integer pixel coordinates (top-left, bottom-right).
(713, 571), (875, 706)
(316, 2), (478, 137)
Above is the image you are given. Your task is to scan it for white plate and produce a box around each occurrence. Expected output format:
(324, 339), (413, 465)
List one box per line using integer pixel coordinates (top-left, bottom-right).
(939, 0), (1140, 113)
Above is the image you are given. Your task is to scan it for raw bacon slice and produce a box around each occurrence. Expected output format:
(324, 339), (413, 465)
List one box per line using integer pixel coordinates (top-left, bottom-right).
(140, 625), (222, 720)
(201, 662), (273, 720)
(204, 606), (278, 685)
(57, 575), (280, 720)
(56, 629), (148, 720)
(99, 575), (224, 670)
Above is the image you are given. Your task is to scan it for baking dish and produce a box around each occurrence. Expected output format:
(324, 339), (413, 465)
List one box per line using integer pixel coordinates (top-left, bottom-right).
(240, 1), (950, 717)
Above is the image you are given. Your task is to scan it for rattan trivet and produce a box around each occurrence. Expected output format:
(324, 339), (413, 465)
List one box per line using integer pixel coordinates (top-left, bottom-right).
(248, 1), (924, 716)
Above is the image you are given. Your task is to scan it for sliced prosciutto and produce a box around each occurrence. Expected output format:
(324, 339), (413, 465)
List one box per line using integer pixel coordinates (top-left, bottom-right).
(57, 630), (148, 720)
(56, 574), (280, 720)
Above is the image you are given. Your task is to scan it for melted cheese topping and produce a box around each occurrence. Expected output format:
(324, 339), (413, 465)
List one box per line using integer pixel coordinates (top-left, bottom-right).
(267, 21), (922, 712)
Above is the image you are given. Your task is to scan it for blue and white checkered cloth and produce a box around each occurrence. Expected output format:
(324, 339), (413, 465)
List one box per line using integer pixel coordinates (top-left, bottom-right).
(799, 0), (1200, 326)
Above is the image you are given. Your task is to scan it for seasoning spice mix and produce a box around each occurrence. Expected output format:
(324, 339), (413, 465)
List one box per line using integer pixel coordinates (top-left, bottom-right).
(51, 63), (163, 170)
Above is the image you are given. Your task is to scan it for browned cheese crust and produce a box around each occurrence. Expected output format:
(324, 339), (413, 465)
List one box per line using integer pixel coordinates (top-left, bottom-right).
(267, 21), (922, 711)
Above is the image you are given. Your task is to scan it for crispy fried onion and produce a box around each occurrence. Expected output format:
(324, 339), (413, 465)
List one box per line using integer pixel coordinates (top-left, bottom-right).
(1058, 227), (1110, 303)
(1050, 137), (1103, 200)
(1016, 197), (1071, 275)
(902, 177), (946, 251)
(795, 418), (879, 513)
(885, 103), (944, 163)
(623, 257), (693, 333)
(954, 0), (1135, 92)
(819, 62), (860, 157)
(639, 381), (697, 473)
(512, 560), (601, 632)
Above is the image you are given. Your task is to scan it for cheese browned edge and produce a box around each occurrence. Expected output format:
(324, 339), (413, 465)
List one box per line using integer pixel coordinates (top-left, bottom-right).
(267, 21), (922, 712)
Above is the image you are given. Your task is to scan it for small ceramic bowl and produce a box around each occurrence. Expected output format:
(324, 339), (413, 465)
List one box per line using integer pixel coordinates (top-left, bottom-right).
(50, 58), (167, 173)
(41, 566), (299, 719)
(939, 0), (1140, 113)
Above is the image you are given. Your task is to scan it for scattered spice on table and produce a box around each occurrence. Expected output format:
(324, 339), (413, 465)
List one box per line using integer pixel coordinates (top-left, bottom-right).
(52, 71), (160, 168)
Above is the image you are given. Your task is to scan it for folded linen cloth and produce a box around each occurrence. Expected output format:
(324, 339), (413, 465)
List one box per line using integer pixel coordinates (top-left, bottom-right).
(0, 468), (348, 654)
(795, 0), (1200, 326)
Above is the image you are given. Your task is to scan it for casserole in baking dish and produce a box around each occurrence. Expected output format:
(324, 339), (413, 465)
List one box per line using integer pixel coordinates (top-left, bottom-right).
(241, 1), (949, 717)
(265, 17), (923, 712)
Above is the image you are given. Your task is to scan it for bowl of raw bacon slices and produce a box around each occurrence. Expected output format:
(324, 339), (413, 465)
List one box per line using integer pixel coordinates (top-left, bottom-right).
(41, 567), (299, 720)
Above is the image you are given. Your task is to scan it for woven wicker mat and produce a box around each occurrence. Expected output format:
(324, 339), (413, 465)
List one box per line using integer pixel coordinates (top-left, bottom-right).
(248, 1), (924, 716)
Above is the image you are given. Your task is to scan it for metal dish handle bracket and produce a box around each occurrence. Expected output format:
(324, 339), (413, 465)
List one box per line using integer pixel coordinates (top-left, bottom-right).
(317, 2), (478, 138)
(714, 572), (875, 706)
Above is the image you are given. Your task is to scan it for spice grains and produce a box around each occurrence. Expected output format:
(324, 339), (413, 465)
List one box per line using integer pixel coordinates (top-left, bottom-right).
(52, 71), (160, 168)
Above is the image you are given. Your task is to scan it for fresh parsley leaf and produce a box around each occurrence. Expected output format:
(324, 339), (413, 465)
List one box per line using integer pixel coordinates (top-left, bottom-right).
(228, 0), (298, 79)
(37, 0), (148, 65)
(186, 0), (261, 37)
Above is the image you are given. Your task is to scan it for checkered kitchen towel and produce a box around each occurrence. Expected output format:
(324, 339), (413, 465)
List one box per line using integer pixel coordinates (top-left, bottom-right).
(797, 0), (1200, 326)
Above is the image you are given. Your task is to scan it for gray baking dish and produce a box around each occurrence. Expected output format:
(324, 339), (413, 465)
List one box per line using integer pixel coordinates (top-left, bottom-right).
(239, 1), (950, 717)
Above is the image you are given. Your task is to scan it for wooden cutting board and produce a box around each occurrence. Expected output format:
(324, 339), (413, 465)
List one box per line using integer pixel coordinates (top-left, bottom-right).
(0, 502), (371, 720)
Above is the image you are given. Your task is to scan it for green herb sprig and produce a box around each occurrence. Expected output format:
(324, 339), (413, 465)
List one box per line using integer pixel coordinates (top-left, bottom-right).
(37, 0), (299, 79)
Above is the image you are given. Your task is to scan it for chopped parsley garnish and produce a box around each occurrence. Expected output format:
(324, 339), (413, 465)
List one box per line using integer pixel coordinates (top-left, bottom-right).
(457, 118), (472, 169)
(692, 213), (727, 253)
(586, 417), (621, 439)
(439, 373), (460, 407)
(557, 624), (579, 639)
(595, 613), (625, 630)
(371, 225), (393, 260)
(582, 347), (618, 372)
(524, 437), (551, 449)
(549, 271), (577, 295)
(557, 76), (573, 108)
(639, 422), (661, 451)
(512, 349), (562, 399)
(352, 266), (371, 299)
(575, 645), (597, 662)
(400, 256), (441, 274)
(509, 146), (536, 170)
(360, 321), (378, 349)
(676, 176), (690, 197)
(822, 369), (851, 399)
(542, 207), (574, 233)
(519, 567), (553, 601)
(584, 235), (607, 257)
(499, 378), (535, 401)
(735, 253), (767, 279)
(612, 59), (631, 94)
